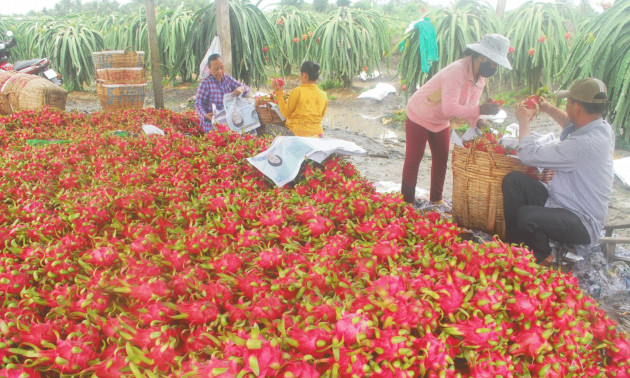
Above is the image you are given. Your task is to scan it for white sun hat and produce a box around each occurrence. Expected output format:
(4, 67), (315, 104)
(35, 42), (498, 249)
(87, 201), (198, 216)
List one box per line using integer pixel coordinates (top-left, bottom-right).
(466, 34), (513, 70)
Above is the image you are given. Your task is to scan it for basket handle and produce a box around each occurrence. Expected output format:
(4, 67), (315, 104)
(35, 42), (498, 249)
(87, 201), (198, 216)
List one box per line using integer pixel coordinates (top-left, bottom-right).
(465, 144), (475, 167)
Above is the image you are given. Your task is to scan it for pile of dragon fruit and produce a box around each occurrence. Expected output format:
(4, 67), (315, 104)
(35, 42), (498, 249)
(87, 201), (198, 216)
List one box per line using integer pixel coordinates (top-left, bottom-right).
(0, 108), (628, 377)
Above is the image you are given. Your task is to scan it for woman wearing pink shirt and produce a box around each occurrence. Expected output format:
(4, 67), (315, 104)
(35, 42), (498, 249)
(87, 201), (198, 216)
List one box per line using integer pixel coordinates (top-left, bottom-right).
(402, 34), (512, 206)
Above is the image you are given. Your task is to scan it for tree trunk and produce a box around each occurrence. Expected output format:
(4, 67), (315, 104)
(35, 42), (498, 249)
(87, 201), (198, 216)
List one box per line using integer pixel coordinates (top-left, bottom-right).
(496, 0), (507, 19)
(216, 0), (232, 74)
(282, 59), (291, 76)
(145, 0), (164, 109)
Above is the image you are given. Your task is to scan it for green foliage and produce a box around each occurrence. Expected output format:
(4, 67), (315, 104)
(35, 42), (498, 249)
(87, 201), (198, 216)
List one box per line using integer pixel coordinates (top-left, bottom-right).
(354, 0), (372, 10)
(397, 0), (501, 91)
(270, 7), (319, 74)
(488, 87), (528, 106)
(393, 109), (406, 122)
(503, 1), (578, 92)
(558, 0), (630, 141)
(0, 19), (16, 36)
(337, 0), (351, 7)
(319, 78), (344, 90)
(281, 0), (305, 7)
(20, 16), (104, 89)
(307, 7), (389, 87)
(119, 0), (209, 14)
(616, 136), (630, 151)
(313, 0), (328, 13)
(181, 0), (281, 87)
(156, 5), (197, 83)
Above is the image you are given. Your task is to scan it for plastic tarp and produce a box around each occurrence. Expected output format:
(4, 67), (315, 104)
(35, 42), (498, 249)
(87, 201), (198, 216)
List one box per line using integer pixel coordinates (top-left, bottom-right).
(247, 136), (366, 187)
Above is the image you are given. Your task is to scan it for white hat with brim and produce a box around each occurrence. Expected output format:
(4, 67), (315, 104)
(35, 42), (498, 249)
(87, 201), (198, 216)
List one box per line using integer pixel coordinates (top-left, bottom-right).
(466, 34), (513, 70)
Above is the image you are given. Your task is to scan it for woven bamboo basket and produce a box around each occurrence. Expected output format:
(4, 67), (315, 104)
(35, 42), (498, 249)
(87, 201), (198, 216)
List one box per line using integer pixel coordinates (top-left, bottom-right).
(255, 102), (286, 126)
(96, 81), (146, 111)
(452, 144), (553, 239)
(96, 67), (145, 84)
(92, 49), (145, 70)
(0, 70), (67, 115)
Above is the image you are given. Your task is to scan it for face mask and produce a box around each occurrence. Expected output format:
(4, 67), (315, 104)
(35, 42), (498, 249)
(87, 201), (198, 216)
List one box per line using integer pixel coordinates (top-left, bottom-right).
(478, 60), (497, 77)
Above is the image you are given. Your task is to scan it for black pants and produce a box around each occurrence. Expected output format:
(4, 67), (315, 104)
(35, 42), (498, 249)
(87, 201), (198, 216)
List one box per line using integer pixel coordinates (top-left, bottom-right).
(502, 171), (590, 262)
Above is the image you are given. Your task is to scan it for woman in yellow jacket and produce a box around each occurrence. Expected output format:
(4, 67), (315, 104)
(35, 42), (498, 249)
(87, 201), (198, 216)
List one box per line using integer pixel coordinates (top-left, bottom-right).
(271, 61), (328, 137)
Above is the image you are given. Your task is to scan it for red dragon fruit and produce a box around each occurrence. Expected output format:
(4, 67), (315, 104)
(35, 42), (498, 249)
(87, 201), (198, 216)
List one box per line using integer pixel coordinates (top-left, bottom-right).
(241, 338), (283, 377)
(37, 339), (99, 374)
(371, 240), (401, 260)
(332, 345), (369, 376)
(0, 366), (42, 378)
(414, 331), (450, 373)
(288, 325), (332, 357)
(509, 328), (551, 358)
(280, 360), (320, 377)
(507, 289), (538, 319)
(334, 312), (374, 345)
(468, 351), (515, 377)
(174, 301), (219, 325)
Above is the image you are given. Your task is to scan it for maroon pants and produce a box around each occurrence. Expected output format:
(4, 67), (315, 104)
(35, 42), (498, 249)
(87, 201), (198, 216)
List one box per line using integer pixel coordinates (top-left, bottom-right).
(401, 117), (450, 203)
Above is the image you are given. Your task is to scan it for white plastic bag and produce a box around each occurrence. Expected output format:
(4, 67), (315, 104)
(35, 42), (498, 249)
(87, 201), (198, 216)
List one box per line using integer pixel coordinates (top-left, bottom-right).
(479, 109), (507, 124)
(199, 36), (222, 81)
(357, 83), (396, 101)
(142, 124), (165, 136)
(614, 156), (630, 189)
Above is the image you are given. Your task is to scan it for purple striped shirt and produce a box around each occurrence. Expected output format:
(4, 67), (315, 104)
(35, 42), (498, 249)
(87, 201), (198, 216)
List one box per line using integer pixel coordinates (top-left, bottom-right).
(195, 74), (250, 131)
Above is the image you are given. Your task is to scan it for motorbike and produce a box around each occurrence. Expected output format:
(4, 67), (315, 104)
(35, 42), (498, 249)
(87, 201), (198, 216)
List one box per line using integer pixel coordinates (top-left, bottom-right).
(0, 31), (63, 86)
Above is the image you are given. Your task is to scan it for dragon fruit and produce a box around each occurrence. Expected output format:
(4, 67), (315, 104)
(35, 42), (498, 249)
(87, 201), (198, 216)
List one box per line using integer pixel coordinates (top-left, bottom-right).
(280, 360), (320, 377)
(334, 312), (373, 345)
(371, 240), (401, 260)
(506, 290), (539, 321)
(288, 326), (332, 357)
(509, 328), (551, 358)
(333, 345), (370, 376)
(415, 331), (452, 373)
(444, 316), (502, 351)
(174, 301), (219, 325)
(241, 338), (283, 377)
(36, 339), (99, 374)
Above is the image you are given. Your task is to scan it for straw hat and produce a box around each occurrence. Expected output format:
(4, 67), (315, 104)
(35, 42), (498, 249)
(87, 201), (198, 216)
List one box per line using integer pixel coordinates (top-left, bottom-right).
(466, 34), (512, 70)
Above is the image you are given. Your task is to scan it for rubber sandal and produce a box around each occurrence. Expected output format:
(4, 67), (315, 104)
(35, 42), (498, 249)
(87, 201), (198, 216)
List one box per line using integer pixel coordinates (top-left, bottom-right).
(538, 254), (554, 268)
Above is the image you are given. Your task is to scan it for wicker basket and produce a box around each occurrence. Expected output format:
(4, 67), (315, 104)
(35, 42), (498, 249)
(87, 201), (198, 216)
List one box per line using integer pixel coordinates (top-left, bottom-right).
(451, 145), (553, 239)
(0, 70), (67, 115)
(96, 81), (146, 111)
(92, 49), (145, 70)
(96, 68), (145, 84)
(255, 102), (286, 126)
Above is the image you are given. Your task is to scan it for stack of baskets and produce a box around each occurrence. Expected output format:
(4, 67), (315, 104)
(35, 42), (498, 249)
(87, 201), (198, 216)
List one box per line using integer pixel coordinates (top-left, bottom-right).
(0, 70), (67, 115)
(452, 145), (553, 239)
(93, 48), (146, 111)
